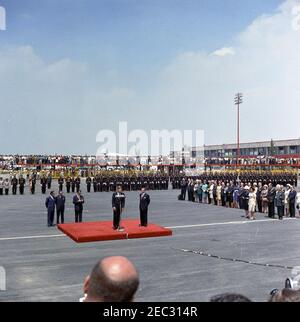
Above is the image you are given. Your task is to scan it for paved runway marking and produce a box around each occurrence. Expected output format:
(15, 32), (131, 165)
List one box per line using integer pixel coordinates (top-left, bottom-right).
(0, 234), (65, 241)
(167, 218), (296, 229)
(0, 218), (297, 241)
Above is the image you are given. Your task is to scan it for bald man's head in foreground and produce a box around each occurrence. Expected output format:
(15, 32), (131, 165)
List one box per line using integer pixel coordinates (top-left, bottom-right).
(83, 256), (139, 302)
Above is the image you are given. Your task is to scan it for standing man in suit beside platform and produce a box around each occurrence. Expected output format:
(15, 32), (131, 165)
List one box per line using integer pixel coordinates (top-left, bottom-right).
(56, 191), (66, 224)
(112, 186), (126, 231)
(45, 191), (56, 227)
(139, 187), (150, 227)
(73, 190), (85, 223)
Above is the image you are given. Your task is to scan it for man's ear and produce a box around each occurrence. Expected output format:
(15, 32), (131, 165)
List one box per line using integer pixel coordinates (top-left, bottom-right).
(83, 275), (90, 294)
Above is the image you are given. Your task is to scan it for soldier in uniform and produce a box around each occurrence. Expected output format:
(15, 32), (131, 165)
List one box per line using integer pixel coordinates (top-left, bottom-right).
(86, 176), (92, 193)
(71, 176), (76, 193)
(123, 176), (129, 191)
(75, 176), (81, 193)
(149, 176), (154, 191)
(103, 176), (109, 192)
(131, 176), (137, 191)
(109, 176), (116, 192)
(136, 177), (142, 191)
(112, 185), (126, 230)
(29, 176), (36, 194)
(11, 175), (18, 195)
(58, 176), (64, 192)
(98, 175), (103, 192)
(47, 173), (52, 190)
(139, 187), (150, 227)
(65, 176), (71, 193)
(93, 176), (97, 192)
(40, 175), (47, 194)
(116, 176), (123, 191)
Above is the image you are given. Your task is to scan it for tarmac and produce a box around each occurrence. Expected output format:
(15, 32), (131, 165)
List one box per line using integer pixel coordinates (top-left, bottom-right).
(0, 182), (300, 302)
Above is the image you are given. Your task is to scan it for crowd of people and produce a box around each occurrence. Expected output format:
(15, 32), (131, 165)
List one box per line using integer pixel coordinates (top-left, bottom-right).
(79, 255), (300, 302)
(0, 155), (96, 169)
(179, 177), (300, 220)
(204, 156), (300, 166)
(1, 154), (300, 171)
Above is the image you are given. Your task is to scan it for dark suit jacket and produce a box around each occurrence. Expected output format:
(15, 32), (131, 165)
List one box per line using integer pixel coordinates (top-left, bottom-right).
(140, 193), (150, 210)
(112, 192), (126, 209)
(73, 194), (84, 211)
(45, 196), (56, 210)
(288, 190), (297, 203)
(56, 195), (66, 210)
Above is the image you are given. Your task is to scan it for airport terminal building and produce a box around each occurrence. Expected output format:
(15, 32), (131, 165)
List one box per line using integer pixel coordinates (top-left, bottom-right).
(193, 139), (300, 159)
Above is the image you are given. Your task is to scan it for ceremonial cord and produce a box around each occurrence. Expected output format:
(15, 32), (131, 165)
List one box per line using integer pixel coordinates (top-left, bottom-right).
(172, 247), (294, 270)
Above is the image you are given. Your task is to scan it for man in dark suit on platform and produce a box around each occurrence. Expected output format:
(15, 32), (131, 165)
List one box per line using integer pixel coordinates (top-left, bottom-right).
(73, 190), (84, 223)
(112, 186), (126, 231)
(45, 191), (56, 227)
(56, 191), (66, 224)
(139, 187), (150, 227)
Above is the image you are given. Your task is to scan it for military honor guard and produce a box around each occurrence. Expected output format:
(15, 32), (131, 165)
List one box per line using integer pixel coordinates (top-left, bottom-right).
(66, 176), (71, 193)
(86, 176), (92, 193)
(40, 175), (47, 194)
(58, 176), (64, 192)
(75, 176), (81, 193)
(47, 173), (52, 189)
(29, 176), (36, 194)
(71, 177), (76, 193)
(93, 176), (97, 192)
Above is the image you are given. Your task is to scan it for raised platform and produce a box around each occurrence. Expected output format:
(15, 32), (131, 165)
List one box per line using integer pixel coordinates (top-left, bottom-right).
(57, 219), (173, 243)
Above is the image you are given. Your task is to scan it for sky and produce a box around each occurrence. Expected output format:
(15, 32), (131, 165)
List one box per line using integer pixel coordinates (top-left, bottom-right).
(0, 0), (299, 154)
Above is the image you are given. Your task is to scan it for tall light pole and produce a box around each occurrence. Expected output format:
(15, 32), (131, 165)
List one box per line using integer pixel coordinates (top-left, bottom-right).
(234, 93), (243, 167)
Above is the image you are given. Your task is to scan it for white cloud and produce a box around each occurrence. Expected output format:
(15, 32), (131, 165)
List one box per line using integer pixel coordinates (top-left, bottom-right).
(0, 0), (300, 153)
(0, 46), (136, 154)
(150, 0), (300, 145)
(212, 47), (235, 57)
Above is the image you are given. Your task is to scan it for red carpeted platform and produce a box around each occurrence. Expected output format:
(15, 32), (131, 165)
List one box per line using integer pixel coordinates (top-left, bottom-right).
(57, 219), (172, 243)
